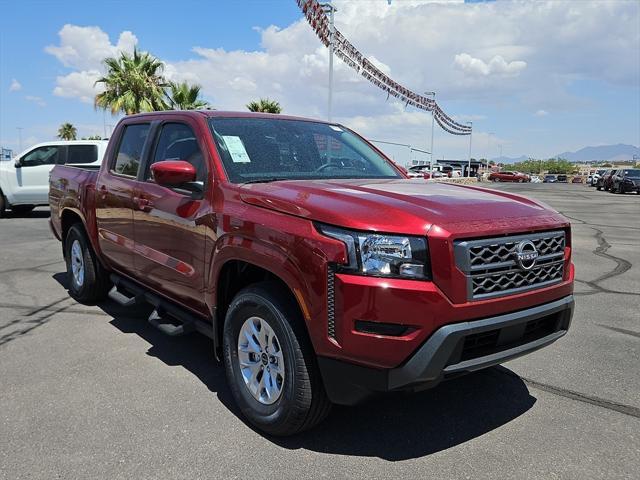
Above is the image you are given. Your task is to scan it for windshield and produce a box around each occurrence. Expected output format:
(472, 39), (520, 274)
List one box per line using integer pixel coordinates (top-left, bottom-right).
(623, 169), (640, 177)
(208, 117), (401, 183)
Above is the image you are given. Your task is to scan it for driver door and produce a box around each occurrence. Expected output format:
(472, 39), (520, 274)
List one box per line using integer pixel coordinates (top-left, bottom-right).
(132, 120), (210, 314)
(12, 145), (64, 204)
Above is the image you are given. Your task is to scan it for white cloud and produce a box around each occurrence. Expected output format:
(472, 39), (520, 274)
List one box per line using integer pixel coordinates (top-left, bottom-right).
(53, 70), (103, 103)
(454, 53), (527, 77)
(535, 109), (549, 117)
(9, 79), (22, 92)
(46, 25), (137, 104)
(45, 24), (137, 71)
(25, 95), (46, 107)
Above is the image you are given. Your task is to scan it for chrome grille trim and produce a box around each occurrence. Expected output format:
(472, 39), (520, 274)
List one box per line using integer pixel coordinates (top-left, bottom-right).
(454, 230), (565, 300)
(327, 264), (336, 338)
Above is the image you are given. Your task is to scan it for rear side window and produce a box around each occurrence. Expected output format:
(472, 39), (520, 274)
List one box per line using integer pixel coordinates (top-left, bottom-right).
(112, 124), (150, 177)
(67, 145), (98, 164)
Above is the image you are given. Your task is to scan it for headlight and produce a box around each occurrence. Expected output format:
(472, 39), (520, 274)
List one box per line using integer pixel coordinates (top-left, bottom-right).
(317, 224), (430, 280)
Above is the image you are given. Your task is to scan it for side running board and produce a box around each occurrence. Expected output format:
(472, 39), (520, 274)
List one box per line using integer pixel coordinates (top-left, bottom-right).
(108, 274), (214, 339)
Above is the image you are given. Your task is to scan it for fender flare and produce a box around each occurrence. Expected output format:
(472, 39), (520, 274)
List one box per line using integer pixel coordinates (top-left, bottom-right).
(209, 235), (314, 324)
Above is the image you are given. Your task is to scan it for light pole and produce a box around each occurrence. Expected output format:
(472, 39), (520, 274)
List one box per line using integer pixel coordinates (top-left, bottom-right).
(322, 2), (337, 122)
(466, 121), (473, 177)
(425, 91), (435, 173)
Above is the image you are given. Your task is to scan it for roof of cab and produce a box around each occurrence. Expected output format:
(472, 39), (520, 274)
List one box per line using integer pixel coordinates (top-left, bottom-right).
(123, 110), (329, 124)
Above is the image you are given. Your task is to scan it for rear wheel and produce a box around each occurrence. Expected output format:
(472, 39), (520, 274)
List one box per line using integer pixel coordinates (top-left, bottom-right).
(65, 224), (111, 304)
(223, 282), (331, 436)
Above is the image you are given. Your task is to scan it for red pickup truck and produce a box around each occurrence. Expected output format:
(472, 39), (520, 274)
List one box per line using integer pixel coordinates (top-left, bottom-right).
(49, 111), (574, 435)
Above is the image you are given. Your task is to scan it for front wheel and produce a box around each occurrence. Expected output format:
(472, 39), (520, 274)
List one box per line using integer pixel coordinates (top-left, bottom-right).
(223, 282), (331, 436)
(65, 224), (111, 304)
(0, 192), (6, 218)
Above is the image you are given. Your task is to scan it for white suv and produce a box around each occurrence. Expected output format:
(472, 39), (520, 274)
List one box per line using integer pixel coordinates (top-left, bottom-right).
(0, 140), (107, 216)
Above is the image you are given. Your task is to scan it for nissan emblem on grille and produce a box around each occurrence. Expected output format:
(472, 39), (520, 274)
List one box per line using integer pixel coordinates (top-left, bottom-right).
(514, 240), (539, 271)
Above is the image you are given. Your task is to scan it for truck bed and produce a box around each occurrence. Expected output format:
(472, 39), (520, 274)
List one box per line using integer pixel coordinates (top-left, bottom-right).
(49, 165), (99, 242)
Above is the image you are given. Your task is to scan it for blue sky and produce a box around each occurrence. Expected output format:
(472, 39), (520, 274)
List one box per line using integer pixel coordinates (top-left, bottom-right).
(1, 0), (638, 162)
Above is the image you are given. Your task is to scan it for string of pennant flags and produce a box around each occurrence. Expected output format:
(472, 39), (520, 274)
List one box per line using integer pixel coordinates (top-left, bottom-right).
(296, 0), (472, 136)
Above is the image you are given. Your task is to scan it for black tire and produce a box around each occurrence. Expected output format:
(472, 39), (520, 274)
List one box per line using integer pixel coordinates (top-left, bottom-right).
(223, 282), (331, 436)
(64, 224), (111, 304)
(0, 191), (6, 218)
(596, 185), (601, 191)
(11, 204), (35, 215)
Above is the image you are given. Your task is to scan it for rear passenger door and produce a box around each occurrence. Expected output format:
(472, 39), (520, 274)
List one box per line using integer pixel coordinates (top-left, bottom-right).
(132, 120), (209, 313)
(95, 123), (151, 273)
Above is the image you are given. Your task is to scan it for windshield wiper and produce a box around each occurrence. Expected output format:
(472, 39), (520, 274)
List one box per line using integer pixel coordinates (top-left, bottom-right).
(242, 177), (290, 184)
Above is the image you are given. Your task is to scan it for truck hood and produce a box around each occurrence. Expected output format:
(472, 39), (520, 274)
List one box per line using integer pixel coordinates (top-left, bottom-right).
(240, 179), (567, 236)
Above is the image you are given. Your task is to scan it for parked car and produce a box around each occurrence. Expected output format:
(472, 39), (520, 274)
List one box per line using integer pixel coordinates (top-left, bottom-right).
(488, 171), (530, 182)
(556, 174), (568, 183)
(543, 174), (557, 183)
(0, 140), (107, 217)
(423, 171), (446, 179)
(530, 175), (542, 183)
(49, 111), (574, 436)
(589, 169), (606, 187)
(571, 176), (583, 184)
(407, 165), (428, 178)
(595, 169), (613, 190)
(609, 168), (640, 194)
(599, 169), (619, 191)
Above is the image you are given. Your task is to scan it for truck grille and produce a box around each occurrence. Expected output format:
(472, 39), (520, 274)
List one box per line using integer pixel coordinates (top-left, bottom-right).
(454, 230), (565, 300)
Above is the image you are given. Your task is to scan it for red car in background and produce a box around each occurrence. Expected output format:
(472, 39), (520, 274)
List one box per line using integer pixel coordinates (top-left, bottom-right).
(488, 171), (530, 183)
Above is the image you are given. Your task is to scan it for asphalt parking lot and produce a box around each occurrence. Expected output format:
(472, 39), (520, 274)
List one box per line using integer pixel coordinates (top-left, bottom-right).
(1, 183), (638, 479)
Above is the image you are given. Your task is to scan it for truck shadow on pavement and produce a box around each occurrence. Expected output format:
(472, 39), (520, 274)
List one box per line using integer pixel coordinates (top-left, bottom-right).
(55, 273), (536, 462)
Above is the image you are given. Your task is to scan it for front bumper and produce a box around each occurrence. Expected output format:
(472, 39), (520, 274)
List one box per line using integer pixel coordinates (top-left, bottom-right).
(318, 295), (574, 405)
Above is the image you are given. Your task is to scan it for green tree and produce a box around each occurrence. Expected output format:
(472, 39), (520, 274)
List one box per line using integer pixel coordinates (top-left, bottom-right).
(166, 81), (209, 110)
(57, 123), (77, 140)
(246, 98), (282, 113)
(81, 135), (102, 140)
(94, 48), (168, 115)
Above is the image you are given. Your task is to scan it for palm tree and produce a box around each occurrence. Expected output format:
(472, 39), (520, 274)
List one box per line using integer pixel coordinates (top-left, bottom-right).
(94, 48), (168, 115)
(57, 123), (77, 140)
(246, 98), (282, 114)
(166, 81), (209, 110)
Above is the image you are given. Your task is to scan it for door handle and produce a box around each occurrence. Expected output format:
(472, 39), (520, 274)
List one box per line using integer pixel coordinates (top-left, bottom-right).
(133, 196), (153, 211)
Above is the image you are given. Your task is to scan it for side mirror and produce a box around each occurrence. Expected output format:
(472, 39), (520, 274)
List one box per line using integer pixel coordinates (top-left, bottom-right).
(14, 158), (22, 168)
(151, 160), (196, 187)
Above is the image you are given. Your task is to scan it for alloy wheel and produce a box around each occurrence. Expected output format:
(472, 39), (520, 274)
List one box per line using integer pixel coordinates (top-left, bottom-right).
(237, 316), (285, 405)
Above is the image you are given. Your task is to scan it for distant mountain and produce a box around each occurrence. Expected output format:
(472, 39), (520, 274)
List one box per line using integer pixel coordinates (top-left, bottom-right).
(554, 144), (639, 163)
(490, 144), (639, 164)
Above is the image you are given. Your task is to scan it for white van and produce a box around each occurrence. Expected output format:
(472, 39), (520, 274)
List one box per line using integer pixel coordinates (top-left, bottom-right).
(0, 140), (107, 216)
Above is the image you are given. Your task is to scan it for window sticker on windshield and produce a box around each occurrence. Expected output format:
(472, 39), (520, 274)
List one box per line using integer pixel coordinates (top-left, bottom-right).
(329, 125), (342, 132)
(222, 135), (251, 163)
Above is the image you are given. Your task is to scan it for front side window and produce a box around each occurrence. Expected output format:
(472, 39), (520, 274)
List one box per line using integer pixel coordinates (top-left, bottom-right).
(208, 118), (401, 183)
(21, 146), (60, 167)
(112, 124), (150, 177)
(623, 169), (640, 177)
(147, 123), (206, 183)
(67, 145), (98, 164)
